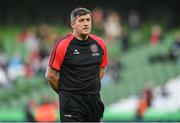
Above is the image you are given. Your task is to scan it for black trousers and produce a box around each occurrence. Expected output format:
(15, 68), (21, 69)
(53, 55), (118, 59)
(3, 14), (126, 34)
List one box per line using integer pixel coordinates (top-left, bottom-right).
(59, 91), (104, 122)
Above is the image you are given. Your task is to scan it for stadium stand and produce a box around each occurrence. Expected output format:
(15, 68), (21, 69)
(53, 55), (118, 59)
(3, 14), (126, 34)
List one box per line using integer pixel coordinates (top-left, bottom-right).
(0, 26), (180, 121)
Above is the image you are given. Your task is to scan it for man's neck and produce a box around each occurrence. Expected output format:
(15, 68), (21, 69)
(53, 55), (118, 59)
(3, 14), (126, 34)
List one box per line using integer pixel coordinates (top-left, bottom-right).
(73, 32), (88, 40)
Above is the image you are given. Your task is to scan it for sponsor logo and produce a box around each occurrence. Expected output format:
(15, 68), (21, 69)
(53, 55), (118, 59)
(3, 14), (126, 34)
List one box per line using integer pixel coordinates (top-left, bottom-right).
(73, 49), (80, 55)
(64, 114), (72, 118)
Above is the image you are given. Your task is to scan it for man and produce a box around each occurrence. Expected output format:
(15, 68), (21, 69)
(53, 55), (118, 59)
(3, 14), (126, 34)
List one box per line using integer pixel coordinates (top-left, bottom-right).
(45, 7), (108, 122)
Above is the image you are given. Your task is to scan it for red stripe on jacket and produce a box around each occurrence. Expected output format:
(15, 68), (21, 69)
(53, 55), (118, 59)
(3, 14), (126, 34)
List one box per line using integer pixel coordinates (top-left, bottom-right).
(48, 34), (74, 71)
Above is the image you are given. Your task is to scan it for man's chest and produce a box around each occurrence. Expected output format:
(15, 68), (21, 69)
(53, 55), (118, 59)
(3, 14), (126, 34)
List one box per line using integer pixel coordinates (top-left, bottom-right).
(63, 42), (103, 66)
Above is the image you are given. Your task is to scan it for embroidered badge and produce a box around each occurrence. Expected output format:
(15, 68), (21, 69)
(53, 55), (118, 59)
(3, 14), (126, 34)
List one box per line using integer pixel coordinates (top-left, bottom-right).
(90, 44), (100, 56)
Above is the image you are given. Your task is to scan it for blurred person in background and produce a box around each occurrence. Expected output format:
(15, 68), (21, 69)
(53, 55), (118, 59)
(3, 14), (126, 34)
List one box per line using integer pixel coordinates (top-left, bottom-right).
(136, 82), (153, 120)
(7, 51), (25, 82)
(168, 31), (180, 62)
(159, 85), (169, 98)
(45, 7), (108, 122)
(24, 27), (40, 53)
(144, 83), (154, 107)
(34, 96), (57, 122)
(91, 7), (104, 35)
(103, 11), (122, 83)
(150, 24), (163, 45)
(25, 99), (36, 122)
(128, 10), (140, 32)
(104, 11), (122, 42)
(136, 93), (148, 121)
(128, 10), (141, 45)
(120, 27), (130, 52)
(0, 67), (8, 87)
(0, 45), (9, 87)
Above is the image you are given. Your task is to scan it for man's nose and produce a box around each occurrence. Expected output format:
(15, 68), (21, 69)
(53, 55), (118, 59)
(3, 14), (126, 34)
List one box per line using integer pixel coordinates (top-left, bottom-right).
(84, 20), (89, 25)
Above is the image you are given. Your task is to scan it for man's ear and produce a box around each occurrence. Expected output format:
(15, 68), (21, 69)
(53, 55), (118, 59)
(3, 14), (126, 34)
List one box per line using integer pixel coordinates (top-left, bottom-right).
(70, 21), (74, 28)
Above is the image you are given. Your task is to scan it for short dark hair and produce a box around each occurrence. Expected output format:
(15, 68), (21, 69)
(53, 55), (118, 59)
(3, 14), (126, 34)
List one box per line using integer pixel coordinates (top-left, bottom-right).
(70, 7), (91, 22)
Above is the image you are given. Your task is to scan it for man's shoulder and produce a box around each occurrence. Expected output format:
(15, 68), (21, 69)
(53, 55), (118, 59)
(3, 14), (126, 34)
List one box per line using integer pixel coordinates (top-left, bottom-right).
(89, 34), (106, 47)
(55, 33), (74, 47)
(58, 33), (74, 43)
(89, 34), (104, 42)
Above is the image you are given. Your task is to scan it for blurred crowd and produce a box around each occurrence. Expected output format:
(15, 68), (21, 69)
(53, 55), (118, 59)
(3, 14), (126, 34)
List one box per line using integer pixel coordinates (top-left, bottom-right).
(92, 8), (140, 85)
(149, 31), (180, 63)
(0, 24), (60, 88)
(1, 7), (180, 89)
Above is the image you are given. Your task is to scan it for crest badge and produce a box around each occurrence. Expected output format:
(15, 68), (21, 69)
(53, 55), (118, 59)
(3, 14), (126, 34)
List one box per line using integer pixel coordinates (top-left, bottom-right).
(90, 44), (100, 56)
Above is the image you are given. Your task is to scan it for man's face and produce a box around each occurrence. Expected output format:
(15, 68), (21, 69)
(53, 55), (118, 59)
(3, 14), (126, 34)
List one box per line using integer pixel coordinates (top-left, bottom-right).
(71, 14), (92, 35)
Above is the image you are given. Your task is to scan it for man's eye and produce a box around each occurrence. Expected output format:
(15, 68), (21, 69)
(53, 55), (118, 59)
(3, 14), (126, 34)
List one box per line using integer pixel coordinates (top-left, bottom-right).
(79, 19), (84, 22)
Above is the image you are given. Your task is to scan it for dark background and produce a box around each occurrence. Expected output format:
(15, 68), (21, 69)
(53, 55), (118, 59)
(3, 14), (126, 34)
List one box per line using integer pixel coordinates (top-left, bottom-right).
(0, 0), (180, 27)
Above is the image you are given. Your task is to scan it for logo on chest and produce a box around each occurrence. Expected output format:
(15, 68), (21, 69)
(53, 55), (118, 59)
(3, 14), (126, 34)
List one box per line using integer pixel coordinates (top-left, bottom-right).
(73, 49), (80, 55)
(90, 44), (100, 56)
